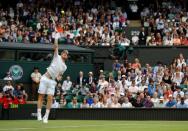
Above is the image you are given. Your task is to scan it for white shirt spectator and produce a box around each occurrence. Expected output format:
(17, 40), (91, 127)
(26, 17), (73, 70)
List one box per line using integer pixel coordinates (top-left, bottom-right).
(51, 100), (60, 108)
(90, 102), (101, 108)
(130, 4), (138, 13)
(62, 80), (72, 92)
(151, 98), (159, 107)
(128, 85), (139, 94)
(3, 85), (14, 92)
(122, 102), (132, 108)
(119, 81), (128, 93)
(139, 85), (148, 92)
(31, 72), (41, 83)
(3, 76), (13, 81)
(132, 35), (139, 45)
(173, 91), (184, 98)
(110, 103), (121, 108)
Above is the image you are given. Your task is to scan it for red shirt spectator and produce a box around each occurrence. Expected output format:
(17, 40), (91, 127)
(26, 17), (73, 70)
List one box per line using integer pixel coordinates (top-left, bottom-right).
(181, 37), (188, 46)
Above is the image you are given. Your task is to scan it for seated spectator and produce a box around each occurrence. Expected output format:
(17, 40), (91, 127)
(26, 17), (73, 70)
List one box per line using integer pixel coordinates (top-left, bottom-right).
(86, 72), (96, 85)
(155, 96), (166, 108)
(3, 72), (13, 81)
(67, 97), (80, 108)
(181, 36), (188, 46)
(173, 86), (184, 99)
(98, 75), (109, 94)
(13, 84), (27, 100)
(165, 95), (176, 108)
(101, 97), (109, 108)
(51, 98), (60, 108)
(87, 93), (94, 106)
(122, 97), (132, 108)
(109, 97), (121, 108)
(132, 96), (144, 108)
(90, 97), (101, 108)
(138, 80), (147, 93)
(144, 95), (154, 108)
(128, 80), (139, 95)
(148, 79), (156, 96)
(173, 34), (181, 46)
(59, 95), (67, 108)
(77, 71), (86, 87)
(62, 76), (72, 93)
(176, 97), (188, 108)
(3, 81), (14, 95)
(80, 98), (89, 108)
(151, 92), (159, 107)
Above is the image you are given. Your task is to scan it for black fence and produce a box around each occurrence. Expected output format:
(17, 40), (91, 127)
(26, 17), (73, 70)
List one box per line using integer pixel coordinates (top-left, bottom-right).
(1, 104), (188, 120)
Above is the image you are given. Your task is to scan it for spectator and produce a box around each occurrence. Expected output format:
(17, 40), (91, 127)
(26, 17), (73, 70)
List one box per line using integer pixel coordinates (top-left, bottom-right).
(3, 72), (13, 81)
(76, 71), (86, 87)
(139, 27), (147, 46)
(176, 97), (188, 108)
(128, 80), (139, 95)
(133, 96), (144, 108)
(30, 67), (41, 100)
(3, 81), (14, 94)
(151, 92), (159, 107)
(13, 84), (28, 100)
(144, 95), (154, 108)
(109, 97), (121, 108)
(62, 76), (72, 93)
(173, 86), (184, 99)
(148, 79), (156, 96)
(165, 95), (176, 108)
(122, 97), (132, 108)
(80, 98), (90, 108)
(67, 97), (80, 108)
(90, 97), (101, 108)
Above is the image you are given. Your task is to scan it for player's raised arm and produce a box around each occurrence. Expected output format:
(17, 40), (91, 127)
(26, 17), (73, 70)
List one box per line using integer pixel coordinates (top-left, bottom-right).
(53, 40), (59, 56)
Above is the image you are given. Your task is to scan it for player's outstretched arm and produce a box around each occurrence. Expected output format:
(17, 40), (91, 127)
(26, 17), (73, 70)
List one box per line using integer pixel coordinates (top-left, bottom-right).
(53, 40), (59, 56)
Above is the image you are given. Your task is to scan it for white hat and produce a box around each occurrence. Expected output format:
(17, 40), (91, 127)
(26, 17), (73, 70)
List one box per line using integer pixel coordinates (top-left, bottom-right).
(120, 92), (125, 96)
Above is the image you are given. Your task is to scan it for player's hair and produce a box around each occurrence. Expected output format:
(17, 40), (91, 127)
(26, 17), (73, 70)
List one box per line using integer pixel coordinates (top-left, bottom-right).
(62, 50), (69, 55)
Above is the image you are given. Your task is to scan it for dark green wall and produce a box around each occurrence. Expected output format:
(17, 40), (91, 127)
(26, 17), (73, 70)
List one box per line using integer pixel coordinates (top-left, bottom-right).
(0, 61), (93, 83)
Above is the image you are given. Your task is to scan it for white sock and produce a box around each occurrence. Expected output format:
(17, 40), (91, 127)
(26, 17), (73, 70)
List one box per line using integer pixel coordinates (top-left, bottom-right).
(37, 109), (41, 116)
(44, 109), (50, 119)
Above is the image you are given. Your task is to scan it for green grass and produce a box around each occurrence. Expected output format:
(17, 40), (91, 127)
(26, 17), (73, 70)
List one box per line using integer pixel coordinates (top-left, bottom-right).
(0, 120), (188, 131)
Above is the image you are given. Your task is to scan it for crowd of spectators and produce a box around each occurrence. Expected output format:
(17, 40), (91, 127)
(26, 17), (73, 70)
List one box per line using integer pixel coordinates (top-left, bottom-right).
(1, 0), (188, 46)
(0, 0), (131, 46)
(0, 79), (27, 109)
(48, 53), (188, 108)
(140, 0), (188, 46)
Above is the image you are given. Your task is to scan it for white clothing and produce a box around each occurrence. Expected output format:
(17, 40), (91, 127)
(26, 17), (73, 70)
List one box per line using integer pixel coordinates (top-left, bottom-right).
(31, 72), (41, 82)
(3, 85), (14, 92)
(62, 80), (72, 91)
(90, 103), (101, 108)
(38, 75), (57, 95)
(3, 76), (13, 81)
(122, 102), (132, 108)
(47, 52), (67, 80)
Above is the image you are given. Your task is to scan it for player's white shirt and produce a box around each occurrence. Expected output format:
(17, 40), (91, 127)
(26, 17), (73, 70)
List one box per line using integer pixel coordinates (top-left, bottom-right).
(47, 51), (67, 80)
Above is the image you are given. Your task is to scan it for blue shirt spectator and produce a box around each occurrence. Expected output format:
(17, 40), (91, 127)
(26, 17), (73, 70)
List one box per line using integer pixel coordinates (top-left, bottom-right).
(165, 95), (177, 108)
(148, 81), (156, 96)
(176, 98), (188, 108)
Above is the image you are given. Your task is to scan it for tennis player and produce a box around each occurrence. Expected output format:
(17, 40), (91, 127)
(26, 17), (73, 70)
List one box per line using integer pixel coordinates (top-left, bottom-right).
(37, 42), (68, 123)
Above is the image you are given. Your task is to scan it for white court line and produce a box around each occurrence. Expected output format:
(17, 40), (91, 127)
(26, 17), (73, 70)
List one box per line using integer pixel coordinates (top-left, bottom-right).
(0, 123), (179, 131)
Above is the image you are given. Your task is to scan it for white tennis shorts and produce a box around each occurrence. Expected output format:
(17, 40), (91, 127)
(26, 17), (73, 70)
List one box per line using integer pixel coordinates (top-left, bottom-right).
(38, 75), (57, 95)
